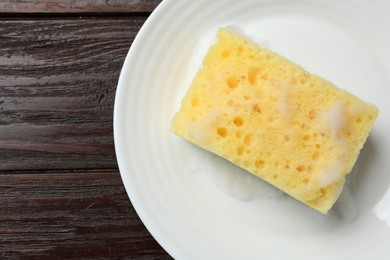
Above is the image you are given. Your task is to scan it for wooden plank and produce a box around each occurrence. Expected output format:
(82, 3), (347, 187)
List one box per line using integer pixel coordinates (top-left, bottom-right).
(0, 18), (146, 171)
(0, 170), (171, 258)
(0, 0), (162, 13)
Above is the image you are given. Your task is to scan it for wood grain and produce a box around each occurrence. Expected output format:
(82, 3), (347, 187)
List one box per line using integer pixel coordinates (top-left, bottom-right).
(0, 170), (171, 258)
(0, 3), (172, 258)
(0, 0), (162, 13)
(0, 18), (145, 171)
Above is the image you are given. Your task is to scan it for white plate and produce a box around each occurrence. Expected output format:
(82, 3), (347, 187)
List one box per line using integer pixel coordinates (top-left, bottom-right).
(114, 0), (390, 259)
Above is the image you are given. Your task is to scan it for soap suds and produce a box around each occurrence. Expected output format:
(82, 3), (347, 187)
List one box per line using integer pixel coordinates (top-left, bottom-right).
(189, 109), (222, 142)
(374, 187), (390, 227)
(320, 100), (345, 137)
(189, 121), (207, 142)
(331, 170), (359, 222)
(189, 151), (285, 202)
(186, 144), (360, 222)
(319, 162), (344, 186)
(202, 109), (221, 125)
(278, 84), (291, 117)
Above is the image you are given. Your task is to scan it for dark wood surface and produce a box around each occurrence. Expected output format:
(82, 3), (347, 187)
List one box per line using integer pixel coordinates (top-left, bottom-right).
(0, 1), (172, 258)
(0, 0), (161, 13)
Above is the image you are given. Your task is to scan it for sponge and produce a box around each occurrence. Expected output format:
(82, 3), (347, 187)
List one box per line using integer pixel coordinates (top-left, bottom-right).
(171, 28), (379, 213)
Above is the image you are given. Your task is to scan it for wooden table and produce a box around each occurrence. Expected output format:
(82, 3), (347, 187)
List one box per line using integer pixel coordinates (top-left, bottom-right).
(0, 1), (172, 258)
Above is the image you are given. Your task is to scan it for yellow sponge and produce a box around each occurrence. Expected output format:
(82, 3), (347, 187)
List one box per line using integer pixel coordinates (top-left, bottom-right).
(171, 28), (378, 213)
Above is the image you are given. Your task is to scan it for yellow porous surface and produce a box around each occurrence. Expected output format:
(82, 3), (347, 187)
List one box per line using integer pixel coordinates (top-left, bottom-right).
(171, 28), (379, 214)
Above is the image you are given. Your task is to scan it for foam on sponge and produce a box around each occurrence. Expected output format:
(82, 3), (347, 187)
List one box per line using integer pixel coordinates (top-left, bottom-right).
(171, 28), (379, 213)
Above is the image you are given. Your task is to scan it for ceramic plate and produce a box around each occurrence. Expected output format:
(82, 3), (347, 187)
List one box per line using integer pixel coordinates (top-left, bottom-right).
(114, 0), (390, 259)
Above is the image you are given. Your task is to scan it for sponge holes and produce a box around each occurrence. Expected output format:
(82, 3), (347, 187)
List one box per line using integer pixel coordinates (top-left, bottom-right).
(236, 144), (253, 156)
(233, 116), (244, 127)
(191, 97), (200, 107)
(255, 160), (265, 169)
(243, 134), (253, 145)
(236, 145), (245, 156)
(226, 76), (240, 89)
(308, 109), (317, 120)
(312, 151), (320, 161)
(217, 127), (228, 137)
(355, 117), (362, 124)
(221, 49), (231, 59)
(295, 164), (315, 174)
(221, 45), (245, 59)
(235, 131), (253, 146)
(296, 165), (305, 172)
(302, 177), (310, 185)
(248, 67), (261, 86)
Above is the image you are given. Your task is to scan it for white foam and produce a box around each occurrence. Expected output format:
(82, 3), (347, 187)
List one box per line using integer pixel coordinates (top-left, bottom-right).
(188, 109), (221, 142)
(202, 108), (221, 125)
(189, 151), (285, 202)
(374, 187), (390, 227)
(278, 83), (291, 117)
(320, 99), (345, 137)
(331, 173), (359, 222)
(189, 121), (207, 142)
(319, 162), (343, 186)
